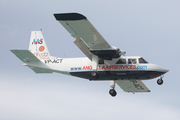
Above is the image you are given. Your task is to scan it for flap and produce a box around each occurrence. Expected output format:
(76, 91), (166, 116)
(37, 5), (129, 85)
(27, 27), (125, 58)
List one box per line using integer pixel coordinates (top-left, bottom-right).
(74, 38), (92, 60)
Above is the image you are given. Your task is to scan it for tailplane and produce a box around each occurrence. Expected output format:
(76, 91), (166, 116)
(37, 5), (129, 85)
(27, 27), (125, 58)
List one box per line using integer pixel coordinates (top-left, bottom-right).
(11, 30), (53, 73)
(29, 30), (50, 59)
(11, 49), (53, 73)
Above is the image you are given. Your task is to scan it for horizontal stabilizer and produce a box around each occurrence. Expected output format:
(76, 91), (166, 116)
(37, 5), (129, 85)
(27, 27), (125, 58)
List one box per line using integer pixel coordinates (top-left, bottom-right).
(116, 80), (150, 92)
(11, 49), (41, 63)
(11, 49), (52, 73)
(29, 67), (53, 73)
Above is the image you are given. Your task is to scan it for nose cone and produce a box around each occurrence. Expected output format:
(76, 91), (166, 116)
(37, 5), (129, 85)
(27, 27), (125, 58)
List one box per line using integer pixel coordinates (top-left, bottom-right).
(150, 64), (169, 73)
(156, 65), (169, 73)
(162, 68), (169, 73)
(148, 64), (169, 78)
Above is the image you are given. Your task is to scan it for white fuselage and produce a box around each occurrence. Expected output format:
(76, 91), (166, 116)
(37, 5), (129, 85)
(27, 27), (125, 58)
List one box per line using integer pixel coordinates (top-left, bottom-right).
(38, 56), (168, 81)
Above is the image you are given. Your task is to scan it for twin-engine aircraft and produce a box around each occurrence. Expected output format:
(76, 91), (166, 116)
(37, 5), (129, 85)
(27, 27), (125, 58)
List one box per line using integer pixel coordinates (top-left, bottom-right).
(11, 13), (169, 97)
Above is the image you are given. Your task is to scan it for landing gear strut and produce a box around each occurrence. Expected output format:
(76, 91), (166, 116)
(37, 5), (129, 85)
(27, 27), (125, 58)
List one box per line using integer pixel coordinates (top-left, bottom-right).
(109, 80), (117, 97)
(157, 77), (163, 85)
(91, 54), (99, 79)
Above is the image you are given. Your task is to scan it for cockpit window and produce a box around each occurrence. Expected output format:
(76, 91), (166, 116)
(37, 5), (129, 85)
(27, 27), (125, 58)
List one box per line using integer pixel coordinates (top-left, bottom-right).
(139, 57), (148, 63)
(128, 59), (137, 64)
(116, 59), (126, 64)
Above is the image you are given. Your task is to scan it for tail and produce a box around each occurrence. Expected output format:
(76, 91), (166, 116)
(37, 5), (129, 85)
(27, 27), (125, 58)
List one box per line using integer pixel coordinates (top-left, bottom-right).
(11, 30), (53, 73)
(29, 30), (50, 59)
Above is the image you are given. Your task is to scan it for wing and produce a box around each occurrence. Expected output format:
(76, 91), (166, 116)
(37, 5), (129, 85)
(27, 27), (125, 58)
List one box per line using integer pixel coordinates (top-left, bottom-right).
(116, 80), (150, 92)
(54, 13), (111, 50)
(54, 13), (120, 60)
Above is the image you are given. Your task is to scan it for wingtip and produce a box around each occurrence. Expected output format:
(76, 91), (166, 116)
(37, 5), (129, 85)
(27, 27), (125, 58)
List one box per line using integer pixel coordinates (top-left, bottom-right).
(53, 13), (87, 21)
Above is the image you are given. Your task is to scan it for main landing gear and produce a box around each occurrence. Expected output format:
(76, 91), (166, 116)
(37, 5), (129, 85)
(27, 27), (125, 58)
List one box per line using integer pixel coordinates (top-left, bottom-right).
(157, 76), (163, 85)
(109, 80), (117, 97)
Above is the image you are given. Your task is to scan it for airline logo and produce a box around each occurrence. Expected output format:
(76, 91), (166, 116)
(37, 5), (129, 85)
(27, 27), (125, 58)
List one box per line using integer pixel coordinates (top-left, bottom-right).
(32, 38), (43, 44)
(33, 52), (48, 58)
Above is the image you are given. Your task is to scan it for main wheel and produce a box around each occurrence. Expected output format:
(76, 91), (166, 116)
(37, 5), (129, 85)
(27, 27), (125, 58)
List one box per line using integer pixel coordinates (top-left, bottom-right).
(91, 71), (99, 79)
(109, 89), (117, 97)
(157, 79), (163, 85)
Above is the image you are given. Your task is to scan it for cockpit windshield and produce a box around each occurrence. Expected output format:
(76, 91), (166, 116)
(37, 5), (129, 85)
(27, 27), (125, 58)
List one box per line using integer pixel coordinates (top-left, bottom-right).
(139, 57), (148, 63)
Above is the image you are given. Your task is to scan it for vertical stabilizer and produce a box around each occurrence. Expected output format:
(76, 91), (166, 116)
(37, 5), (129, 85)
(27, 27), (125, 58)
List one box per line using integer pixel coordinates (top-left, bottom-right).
(29, 30), (50, 59)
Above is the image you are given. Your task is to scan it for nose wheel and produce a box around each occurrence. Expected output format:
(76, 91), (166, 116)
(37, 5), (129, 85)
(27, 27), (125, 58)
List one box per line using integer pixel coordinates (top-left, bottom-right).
(109, 89), (117, 97)
(157, 77), (163, 85)
(109, 80), (117, 97)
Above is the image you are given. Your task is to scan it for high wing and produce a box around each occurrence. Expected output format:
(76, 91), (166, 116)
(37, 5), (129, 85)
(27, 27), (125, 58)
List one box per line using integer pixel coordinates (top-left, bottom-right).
(54, 13), (121, 60)
(116, 80), (150, 92)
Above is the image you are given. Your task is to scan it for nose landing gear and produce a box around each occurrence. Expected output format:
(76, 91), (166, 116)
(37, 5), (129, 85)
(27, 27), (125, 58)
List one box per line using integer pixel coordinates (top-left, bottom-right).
(109, 80), (117, 97)
(157, 77), (163, 85)
(109, 89), (117, 97)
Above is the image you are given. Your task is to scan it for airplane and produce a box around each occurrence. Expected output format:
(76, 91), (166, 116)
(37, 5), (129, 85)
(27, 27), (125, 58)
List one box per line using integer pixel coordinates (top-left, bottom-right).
(11, 13), (169, 97)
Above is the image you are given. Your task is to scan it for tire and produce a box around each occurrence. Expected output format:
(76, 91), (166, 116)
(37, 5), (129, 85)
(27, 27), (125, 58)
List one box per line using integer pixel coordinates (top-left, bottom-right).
(157, 79), (163, 85)
(109, 89), (117, 97)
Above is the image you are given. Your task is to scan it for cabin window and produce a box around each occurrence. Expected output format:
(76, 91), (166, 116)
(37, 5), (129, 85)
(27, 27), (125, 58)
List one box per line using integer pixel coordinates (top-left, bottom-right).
(128, 59), (136, 64)
(116, 59), (126, 64)
(139, 57), (148, 63)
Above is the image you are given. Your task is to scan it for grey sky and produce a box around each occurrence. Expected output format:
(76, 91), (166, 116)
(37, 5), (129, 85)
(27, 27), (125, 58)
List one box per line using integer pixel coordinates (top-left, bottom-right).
(0, 0), (180, 119)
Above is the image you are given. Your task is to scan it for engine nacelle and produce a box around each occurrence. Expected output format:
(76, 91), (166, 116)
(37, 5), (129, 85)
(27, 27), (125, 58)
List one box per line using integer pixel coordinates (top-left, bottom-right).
(90, 48), (126, 60)
(119, 50), (126, 55)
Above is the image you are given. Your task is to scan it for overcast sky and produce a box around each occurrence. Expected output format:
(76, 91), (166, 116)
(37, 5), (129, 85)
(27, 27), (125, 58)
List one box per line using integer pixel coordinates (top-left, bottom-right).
(0, 0), (180, 119)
